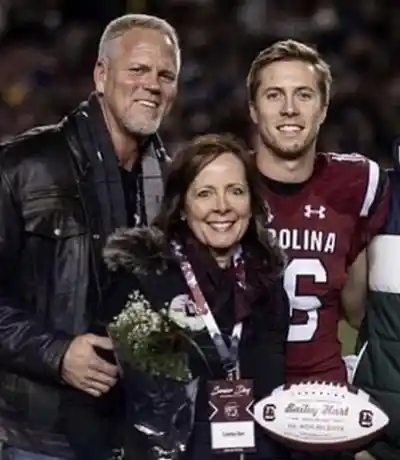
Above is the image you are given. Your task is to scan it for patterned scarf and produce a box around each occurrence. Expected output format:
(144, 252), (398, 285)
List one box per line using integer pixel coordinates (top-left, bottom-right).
(176, 235), (256, 324)
(72, 92), (168, 242)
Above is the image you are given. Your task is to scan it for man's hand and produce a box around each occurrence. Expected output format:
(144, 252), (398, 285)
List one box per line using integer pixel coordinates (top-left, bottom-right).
(61, 334), (118, 397)
(355, 451), (377, 460)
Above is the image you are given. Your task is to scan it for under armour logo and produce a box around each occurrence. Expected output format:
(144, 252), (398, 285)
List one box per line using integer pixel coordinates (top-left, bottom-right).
(304, 205), (326, 219)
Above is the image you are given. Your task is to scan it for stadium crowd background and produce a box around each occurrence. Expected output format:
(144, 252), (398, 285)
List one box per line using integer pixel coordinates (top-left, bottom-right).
(0, 0), (398, 167)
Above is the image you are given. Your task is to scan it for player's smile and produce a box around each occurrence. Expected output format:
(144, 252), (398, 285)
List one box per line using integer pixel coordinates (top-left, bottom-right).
(277, 124), (304, 137)
(249, 59), (327, 160)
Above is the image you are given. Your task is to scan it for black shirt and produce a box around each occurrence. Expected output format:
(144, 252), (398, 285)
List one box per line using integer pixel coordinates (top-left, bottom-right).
(119, 161), (142, 226)
(261, 175), (310, 196)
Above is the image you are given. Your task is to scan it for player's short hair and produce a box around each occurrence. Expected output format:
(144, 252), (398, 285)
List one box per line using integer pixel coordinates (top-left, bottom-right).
(247, 39), (332, 107)
(97, 14), (181, 71)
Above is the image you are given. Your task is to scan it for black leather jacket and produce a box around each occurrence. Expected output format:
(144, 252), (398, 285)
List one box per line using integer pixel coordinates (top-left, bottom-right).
(0, 98), (166, 458)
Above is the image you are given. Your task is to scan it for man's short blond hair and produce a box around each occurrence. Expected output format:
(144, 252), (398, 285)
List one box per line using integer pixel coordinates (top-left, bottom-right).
(97, 14), (181, 71)
(247, 39), (332, 106)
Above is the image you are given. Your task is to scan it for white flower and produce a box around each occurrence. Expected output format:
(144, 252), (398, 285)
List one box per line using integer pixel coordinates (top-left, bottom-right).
(109, 290), (165, 342)
(107, 289), (195, 382)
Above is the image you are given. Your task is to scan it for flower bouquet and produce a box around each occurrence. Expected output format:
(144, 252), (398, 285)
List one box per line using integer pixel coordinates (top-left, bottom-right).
(107, 291), (202, 460)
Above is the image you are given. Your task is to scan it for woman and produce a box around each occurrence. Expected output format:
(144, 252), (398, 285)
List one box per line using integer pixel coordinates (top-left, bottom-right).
(104, 133), (290, 460)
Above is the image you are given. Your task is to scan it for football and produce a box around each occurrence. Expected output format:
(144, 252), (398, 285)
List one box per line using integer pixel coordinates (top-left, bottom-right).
(252, 381), (389, 452)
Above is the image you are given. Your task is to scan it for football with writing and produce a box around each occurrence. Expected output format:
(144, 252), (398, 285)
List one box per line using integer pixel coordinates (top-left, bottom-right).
(253, 381), (389, 452)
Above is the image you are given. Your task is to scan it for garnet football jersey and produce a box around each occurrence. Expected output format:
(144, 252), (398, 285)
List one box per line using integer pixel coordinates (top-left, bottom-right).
(262, 153), (389, 384)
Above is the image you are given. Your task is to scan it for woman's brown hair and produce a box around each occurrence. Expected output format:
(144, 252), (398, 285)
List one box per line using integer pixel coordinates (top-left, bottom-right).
(152, 133), (286, 276)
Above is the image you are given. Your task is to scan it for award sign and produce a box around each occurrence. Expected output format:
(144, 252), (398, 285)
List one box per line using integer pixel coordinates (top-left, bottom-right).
(208, 379), (255, 453)
(253, 381), (389, 452)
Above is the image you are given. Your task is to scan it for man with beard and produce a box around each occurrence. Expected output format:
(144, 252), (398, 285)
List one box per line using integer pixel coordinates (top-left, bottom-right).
(0, 13), (179, 460)
(247, 39), (389, 459)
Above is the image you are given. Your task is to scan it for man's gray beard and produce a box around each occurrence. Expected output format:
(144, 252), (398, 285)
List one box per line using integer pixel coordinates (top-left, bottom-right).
(123, 117), (161, 137)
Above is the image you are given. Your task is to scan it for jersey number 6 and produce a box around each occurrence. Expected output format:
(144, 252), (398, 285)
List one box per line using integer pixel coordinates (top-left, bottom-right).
(284, 258), (327, 342)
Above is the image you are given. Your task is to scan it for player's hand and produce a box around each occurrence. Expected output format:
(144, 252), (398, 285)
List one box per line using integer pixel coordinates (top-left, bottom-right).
(354, 451), (377, 460)
(61, 333), (118, 397)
